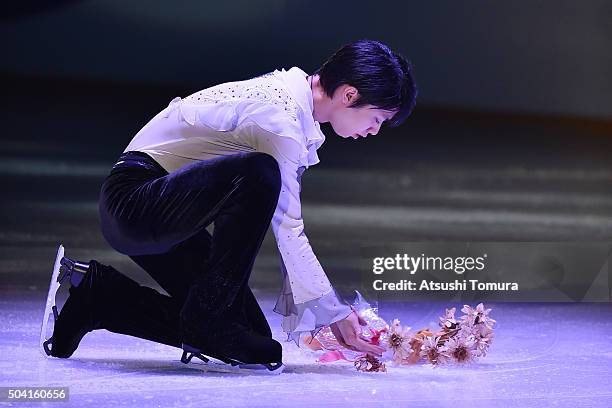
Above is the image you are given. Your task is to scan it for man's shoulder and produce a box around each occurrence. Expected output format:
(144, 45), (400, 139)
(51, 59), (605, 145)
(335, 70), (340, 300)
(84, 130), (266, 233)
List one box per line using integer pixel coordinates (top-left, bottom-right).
(176, 68), (315, 147)
(181, 72), (304, 128)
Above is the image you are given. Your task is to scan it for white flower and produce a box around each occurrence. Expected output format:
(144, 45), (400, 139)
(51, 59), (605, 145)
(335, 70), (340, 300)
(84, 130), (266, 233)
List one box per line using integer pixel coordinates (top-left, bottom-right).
(461, 303), (496, 328)
(438, 307), (458, 331)
(420, 335), (449, 366)
(444, 336), (477, 364)
(472, 324), (494, 357)
(383, 319), (414, 365)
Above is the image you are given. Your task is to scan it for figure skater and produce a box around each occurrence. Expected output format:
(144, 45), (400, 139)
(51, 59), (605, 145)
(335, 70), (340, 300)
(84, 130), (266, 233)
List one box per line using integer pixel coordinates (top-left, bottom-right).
(40, 39), (417, 373)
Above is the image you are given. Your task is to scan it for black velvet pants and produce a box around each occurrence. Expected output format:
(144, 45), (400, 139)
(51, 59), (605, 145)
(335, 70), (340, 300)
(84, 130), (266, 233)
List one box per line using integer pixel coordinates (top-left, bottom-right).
(94, 150), (281, 348)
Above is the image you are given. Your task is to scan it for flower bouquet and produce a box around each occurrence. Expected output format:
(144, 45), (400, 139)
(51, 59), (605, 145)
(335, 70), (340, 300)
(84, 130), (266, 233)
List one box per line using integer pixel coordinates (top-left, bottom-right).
(303, 291), (496, 372)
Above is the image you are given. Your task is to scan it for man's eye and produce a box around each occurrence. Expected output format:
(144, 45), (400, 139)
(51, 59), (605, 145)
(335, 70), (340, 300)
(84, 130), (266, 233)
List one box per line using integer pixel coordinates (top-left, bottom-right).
(376, 118), (381, 124)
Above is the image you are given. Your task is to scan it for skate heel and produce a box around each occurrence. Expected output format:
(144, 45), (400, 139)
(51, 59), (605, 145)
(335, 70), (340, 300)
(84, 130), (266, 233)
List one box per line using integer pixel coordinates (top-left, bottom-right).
(180, 343), (238, 365)
(58, 256), (89, 287)
(180, 343), (210, 364)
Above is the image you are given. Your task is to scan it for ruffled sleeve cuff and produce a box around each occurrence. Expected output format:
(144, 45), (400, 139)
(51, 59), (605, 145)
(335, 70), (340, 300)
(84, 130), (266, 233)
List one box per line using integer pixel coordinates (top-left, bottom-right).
(273, 285), (353, 347)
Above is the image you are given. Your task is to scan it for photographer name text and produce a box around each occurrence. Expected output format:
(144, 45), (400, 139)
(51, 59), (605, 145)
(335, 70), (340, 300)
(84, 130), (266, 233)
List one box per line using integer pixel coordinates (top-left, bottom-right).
(372, 254), (519, 292)
(373, 279), (518, 291)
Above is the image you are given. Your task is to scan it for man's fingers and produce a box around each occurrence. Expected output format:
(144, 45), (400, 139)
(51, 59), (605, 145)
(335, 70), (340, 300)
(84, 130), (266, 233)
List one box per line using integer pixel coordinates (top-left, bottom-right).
(332, 318), (385, 355)
(360, 342), (385, 356)
(343, 334), (382, 356)
(330, 322), (352, 350)
(338, 339), (355, 351)
(351, 338), (384, 356)
(338, 329), (385, 355)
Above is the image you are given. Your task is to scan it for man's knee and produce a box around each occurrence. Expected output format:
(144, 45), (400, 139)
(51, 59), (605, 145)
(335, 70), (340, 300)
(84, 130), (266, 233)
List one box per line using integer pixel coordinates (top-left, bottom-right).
(244, 152), (281, 194)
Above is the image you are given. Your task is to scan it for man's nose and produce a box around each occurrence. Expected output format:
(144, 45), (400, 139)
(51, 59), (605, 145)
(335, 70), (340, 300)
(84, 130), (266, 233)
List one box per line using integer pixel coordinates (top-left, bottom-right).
(367, 123), (382, 136)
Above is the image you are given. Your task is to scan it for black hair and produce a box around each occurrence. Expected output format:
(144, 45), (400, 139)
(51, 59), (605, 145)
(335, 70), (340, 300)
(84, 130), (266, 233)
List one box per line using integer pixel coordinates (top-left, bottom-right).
(314, 39), (417, 128)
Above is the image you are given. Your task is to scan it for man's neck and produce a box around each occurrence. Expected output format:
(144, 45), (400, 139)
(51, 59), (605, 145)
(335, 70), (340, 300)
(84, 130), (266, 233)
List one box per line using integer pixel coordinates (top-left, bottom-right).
(308, 74), (331, 124)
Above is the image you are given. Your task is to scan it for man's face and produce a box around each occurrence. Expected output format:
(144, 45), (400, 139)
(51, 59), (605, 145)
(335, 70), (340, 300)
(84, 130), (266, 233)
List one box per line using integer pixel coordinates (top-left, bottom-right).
(330, 105), (395, 139)
(327, 85), (396, 139)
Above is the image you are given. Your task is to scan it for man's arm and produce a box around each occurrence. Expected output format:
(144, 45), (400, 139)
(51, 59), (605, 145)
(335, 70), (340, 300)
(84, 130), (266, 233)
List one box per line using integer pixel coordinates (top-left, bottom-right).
(242, 119), (353, 342)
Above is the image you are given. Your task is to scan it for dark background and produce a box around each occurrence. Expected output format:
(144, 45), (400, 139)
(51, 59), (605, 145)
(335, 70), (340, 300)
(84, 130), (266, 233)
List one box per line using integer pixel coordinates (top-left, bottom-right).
(1, 1), (611, 297)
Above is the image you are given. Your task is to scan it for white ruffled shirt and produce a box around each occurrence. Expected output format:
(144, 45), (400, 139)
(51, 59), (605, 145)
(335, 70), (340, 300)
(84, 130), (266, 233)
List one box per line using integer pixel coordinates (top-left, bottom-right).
(122, 67), (352, 345)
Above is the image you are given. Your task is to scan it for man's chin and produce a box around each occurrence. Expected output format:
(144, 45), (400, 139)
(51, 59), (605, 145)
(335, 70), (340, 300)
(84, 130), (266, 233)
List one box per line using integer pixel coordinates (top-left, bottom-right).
(330, 124), (350, 138)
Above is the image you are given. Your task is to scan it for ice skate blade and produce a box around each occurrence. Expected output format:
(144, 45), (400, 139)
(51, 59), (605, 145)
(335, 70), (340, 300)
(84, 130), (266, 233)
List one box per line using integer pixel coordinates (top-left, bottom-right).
(40, 244), (65, 357)
(182, 359), (285, 375)
(180, 343), (284, 375)
(214, 361), (285, 375)
(236, 361), (285, 375)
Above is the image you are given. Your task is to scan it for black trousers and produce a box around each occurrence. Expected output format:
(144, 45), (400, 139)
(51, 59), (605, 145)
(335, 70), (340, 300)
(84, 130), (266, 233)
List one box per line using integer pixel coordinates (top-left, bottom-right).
(93, 150), (281, 347)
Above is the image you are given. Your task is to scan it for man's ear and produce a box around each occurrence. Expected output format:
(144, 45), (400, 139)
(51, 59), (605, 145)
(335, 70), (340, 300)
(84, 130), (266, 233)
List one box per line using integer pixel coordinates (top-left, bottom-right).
(343, 86), (359, 105)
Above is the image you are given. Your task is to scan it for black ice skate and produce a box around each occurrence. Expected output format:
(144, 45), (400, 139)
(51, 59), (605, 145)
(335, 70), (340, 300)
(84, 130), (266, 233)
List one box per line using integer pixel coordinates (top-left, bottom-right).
(180, 287), (285, 375)
(40, 244), (93, 358)
(180, 326), (285, 375)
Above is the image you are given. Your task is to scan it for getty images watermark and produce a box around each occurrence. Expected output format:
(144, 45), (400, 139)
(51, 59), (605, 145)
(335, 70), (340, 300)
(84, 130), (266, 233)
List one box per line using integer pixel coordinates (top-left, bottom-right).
(371, 253), (519, 292)
(361, 242), (611, 302)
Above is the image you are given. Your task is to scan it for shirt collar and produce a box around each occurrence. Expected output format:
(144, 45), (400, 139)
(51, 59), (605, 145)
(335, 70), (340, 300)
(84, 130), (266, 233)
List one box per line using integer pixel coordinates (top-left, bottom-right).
(276, 67), (326, 157)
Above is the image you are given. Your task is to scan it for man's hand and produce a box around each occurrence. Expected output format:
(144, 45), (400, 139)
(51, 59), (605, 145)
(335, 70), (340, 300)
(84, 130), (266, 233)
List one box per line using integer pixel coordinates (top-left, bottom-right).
(329, 309), (386, 357)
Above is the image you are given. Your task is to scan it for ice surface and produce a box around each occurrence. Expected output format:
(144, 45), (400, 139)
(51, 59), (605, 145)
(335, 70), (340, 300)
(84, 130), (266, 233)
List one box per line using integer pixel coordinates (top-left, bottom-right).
(1, 290), (611, 407)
